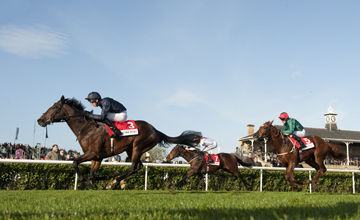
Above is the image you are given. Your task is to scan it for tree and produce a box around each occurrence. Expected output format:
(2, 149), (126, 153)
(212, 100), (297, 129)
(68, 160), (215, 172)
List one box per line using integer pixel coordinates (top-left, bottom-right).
(141, 145), (169, 162)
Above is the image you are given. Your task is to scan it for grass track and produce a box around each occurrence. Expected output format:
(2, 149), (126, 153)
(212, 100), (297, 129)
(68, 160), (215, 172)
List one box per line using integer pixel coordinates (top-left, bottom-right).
(0, 190), (359, 220)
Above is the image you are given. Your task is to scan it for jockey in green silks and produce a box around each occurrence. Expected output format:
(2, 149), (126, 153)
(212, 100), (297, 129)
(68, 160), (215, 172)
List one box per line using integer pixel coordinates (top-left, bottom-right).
(278, 112), (306, 149)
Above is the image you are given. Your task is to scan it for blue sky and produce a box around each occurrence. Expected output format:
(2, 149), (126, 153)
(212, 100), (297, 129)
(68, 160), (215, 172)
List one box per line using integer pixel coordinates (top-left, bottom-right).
(1, 1), (360, 157)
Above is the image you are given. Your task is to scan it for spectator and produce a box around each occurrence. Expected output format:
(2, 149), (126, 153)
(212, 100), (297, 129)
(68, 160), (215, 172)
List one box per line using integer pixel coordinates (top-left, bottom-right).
(59, 150), (66, 160)
(65, 154), (72, 161)
(114, 155), (121, 162)
(73, 153), (79, 159)
(15, 145), (24, 159)
(243, 152), (254, 165)
(253, 156), (262, 167)
(175, 161), (179, 164)
(144, 156), (151, 163)
(45, 144), (60, 160)
(162, 157), (171, 163)
(143, 153), (151, 163)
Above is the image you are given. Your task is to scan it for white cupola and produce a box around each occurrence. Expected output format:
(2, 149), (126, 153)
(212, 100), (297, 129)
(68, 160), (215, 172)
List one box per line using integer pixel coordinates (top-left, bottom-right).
(324, 105), (338, 131)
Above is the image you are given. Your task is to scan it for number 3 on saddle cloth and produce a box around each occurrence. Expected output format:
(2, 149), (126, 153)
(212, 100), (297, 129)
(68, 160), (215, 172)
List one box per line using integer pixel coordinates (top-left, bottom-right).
(105, 120), (139, 137)
(204, 154), (220, 166)
(288, 136), (315, 151)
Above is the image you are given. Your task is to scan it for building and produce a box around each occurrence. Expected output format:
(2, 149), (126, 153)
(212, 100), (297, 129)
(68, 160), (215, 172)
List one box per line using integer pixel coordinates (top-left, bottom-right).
(238, 107), (360, 166)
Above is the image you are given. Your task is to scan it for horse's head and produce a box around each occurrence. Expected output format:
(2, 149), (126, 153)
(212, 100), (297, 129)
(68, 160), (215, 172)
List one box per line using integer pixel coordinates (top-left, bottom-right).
(37, 96), (67, 127)
(253, 120), (274, 141)
(166, 144), (183, 161)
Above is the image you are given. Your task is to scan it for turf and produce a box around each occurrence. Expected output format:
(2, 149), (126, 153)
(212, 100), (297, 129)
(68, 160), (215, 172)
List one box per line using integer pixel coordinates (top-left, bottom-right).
(0, 190), (359, 219)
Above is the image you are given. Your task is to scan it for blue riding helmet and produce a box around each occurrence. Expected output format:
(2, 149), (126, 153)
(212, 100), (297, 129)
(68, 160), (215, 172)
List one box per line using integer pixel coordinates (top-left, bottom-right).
(85, 92), (101, 102)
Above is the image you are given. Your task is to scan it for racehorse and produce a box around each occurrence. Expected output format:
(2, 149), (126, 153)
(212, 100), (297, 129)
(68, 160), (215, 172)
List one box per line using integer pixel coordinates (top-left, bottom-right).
(37, 96), (202, 189)
(165, 144), (253, 190)
(253, 120), (346, 190)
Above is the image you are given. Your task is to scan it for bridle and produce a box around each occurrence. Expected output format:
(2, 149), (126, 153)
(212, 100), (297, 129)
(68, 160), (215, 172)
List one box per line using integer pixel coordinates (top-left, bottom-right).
(43, 101), (94, 138)
(45, 102), (86, 124)
(257, 124), (272, 139)
(45, 103), (65, 124)
(258, 123), (295, 156)
(169, 145), (181, 160)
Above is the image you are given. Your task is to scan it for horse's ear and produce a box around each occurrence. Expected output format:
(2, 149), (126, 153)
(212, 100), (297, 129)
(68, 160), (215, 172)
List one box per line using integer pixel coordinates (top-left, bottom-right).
(270, 120), (274, 125)
(60, 95), (65, 103)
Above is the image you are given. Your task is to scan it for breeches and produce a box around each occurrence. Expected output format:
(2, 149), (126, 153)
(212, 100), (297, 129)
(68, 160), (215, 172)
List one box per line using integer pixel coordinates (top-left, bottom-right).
(293, 129), (306, 138)
(202, 142), (218, 153)
(107, 111), (128, 122)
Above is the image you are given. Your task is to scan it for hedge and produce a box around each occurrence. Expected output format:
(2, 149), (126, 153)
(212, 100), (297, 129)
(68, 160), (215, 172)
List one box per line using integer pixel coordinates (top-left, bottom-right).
(0, 163), (359, 193)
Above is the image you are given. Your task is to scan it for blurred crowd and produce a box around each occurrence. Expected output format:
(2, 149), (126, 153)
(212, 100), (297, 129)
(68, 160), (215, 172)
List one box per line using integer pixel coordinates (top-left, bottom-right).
(0, 142), (81, 160)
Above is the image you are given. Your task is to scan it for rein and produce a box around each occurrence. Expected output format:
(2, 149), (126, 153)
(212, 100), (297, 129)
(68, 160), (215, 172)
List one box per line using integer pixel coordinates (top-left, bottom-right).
(169, 146), (202, 164)
(261, 124), (295, 156)
(188, 155), (201, 164)
(47, 102), (94, 138)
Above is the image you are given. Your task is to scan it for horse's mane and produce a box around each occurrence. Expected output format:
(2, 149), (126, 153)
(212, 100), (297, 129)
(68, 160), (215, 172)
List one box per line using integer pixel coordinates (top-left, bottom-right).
(64, 98), (86, 112)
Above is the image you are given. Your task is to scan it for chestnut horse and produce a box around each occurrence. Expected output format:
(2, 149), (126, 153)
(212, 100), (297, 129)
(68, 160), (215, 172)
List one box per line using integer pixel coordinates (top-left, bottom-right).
(165, 144), (252, 190)
(253, 121), (346, 190)
(37, 96), (202, 189)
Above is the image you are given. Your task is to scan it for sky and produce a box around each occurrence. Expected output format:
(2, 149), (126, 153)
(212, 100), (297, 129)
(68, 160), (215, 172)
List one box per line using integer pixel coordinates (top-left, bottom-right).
(1, 1), (360, 159)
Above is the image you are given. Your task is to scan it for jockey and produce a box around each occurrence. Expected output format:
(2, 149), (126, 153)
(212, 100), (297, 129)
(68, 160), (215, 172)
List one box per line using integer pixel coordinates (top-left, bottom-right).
(278, 112), (306, 149)
(86, 92), (127, 137)
(186, 137), (217, 163)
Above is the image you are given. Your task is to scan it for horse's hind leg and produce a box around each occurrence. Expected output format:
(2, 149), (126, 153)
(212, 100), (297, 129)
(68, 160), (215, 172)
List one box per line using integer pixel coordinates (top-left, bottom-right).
(231, 169), (250, 190)
(305, 157), (326, 190)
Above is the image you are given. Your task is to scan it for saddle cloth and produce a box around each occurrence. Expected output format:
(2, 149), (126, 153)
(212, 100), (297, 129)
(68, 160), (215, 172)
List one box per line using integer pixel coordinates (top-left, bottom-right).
(288, 136), (315, 151)
(205, 154), (220, 165)
(106, 120), (139, 137)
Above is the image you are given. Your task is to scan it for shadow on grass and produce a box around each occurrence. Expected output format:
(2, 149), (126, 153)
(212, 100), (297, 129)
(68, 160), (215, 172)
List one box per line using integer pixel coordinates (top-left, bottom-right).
(4, 202), (358, 220)
(165, 202), (360, 219)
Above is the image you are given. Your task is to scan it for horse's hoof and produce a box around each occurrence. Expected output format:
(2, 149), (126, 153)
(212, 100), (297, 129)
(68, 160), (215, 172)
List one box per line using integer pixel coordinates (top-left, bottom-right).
(106, 179), (117, 190)
(303, 180), (311, 184)
(296, 186), (302, 191)
(313, 184), (319, 190)
(120, 180), (126, 189)
(85, 180), (93, 186)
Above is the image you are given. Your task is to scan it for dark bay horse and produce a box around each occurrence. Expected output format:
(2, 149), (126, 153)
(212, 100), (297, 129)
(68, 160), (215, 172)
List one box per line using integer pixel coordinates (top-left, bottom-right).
(166, 144), (252, 190)
(253, 121), (346, 190)
(37, 96), (202, 189)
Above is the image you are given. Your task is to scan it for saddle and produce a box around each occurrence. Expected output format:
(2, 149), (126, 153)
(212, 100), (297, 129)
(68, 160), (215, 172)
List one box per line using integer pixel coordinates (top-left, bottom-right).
(203, 153), (220, 165)
(288, 136), (315, 151)
(105, 120), (139, 137)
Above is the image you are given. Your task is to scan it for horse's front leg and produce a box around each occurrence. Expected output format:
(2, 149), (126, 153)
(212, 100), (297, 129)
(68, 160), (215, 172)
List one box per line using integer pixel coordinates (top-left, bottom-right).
(285, 163), (301, 190)
(197, 173), (205, 190)
(72, 151), (96, 182)
(174, 169), (197, 188)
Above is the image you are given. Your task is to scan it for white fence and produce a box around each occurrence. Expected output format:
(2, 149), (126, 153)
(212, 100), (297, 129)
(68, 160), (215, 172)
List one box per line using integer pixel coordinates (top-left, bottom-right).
(0, 159), (359, 193)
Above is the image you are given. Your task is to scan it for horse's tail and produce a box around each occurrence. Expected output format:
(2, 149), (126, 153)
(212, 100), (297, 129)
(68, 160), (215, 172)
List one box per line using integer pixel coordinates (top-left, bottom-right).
(157, 130), (202, 148)
(232, 153), (253, 168)
(327, 142), (347, 160)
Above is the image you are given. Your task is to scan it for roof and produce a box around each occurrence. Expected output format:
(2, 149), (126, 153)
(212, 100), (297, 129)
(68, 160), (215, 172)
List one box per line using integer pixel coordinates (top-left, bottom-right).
(239, 125), (360, 144)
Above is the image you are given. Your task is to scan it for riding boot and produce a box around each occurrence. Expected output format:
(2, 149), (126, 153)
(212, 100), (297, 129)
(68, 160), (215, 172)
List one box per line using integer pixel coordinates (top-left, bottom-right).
(292, 134), (306, 149)
(104, 118), (122, 137)
(207, 153), (214, 163)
